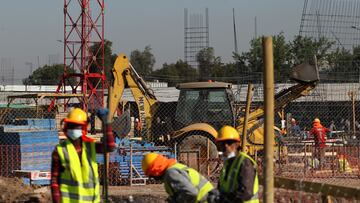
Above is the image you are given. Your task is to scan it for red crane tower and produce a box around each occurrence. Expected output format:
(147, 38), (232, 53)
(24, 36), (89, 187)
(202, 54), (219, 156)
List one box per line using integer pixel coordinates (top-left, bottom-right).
(50, 0), (105, 113)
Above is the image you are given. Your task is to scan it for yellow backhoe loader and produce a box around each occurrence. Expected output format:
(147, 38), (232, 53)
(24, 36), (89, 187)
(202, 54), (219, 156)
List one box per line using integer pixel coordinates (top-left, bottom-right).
(107, 53), (319, 174)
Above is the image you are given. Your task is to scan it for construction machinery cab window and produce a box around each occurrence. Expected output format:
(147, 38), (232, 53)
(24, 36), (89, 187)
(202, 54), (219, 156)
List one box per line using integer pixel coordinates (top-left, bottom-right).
(175, 88), (234, 129)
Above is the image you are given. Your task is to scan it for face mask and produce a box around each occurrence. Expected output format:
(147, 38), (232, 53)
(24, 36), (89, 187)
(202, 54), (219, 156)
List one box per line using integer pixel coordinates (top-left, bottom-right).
(226, 151), (236, 160)
(67, 129), (83, 140)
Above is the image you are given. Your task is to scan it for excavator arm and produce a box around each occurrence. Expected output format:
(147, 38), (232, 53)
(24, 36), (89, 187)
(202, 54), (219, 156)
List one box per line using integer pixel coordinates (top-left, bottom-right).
(237, 60), (320, 145)
(107, 53), (158, 139)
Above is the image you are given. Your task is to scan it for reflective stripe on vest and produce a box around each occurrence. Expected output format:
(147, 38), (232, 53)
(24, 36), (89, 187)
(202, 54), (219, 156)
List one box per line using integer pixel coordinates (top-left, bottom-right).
(219, 152), (259, 203)
(57, 140), (100, 203)
(338, 157), (352, 172)
(165, 163), (214, 203)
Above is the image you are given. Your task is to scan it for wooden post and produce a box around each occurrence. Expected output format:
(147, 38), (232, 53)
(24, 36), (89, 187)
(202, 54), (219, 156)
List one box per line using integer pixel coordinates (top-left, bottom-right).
(207, 139), (210, 177)
(347, 90), (357, 137)
(263, 36), (275, 203)
(130, 144), (133, 186)
(242, 83), (254, 152)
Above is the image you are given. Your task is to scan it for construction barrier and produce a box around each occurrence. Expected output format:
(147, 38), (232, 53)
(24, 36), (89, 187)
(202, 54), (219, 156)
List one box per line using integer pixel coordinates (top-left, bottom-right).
(1, 81), (360, 201)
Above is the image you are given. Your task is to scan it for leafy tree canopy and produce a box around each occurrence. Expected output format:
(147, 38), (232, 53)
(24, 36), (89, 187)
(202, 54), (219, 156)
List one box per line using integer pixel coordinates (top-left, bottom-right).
(130, 45), (155, 76)
(23, 64), (75, 85)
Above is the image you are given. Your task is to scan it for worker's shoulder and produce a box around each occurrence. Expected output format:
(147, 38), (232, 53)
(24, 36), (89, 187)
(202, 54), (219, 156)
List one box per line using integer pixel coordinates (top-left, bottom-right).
(52, 140), (68, 152)
(242, 156), (255, 166)
(164, 166), (189, 180)
(239, 153), (257, 167)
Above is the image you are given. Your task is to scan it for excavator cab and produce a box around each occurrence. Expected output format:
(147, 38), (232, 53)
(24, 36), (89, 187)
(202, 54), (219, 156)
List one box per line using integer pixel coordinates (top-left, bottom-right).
(174, 81), (236, 130)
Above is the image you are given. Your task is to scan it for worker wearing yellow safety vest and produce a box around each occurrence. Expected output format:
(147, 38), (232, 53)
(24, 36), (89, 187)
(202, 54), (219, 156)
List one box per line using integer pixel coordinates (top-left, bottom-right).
(338, 154), (352, 172)
(142, 153), (214, 203)
(208, 125), (259, 203)
(51, 108), (115, 203)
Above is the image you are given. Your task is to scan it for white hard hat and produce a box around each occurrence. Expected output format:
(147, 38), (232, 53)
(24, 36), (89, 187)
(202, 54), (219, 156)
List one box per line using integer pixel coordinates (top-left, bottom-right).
(135, 118), (139, 122)
(291, 118), (296, 122)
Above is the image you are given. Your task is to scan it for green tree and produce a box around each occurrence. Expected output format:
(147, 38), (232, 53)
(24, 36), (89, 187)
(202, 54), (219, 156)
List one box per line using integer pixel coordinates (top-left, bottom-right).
(237, 33), (292, 82)
(290, 36), (334, 66)
(240, 37), (263, 73)
(325, 48), (357, 82)
(232, 52), (251, 74)
(211, 63), (239, 81)
(273, 32), (292, 81)
(23, 64), (75, 85)
(196, 47), (222, 81)
(130, 45), (156, 77)
(151, 60), (198, 86)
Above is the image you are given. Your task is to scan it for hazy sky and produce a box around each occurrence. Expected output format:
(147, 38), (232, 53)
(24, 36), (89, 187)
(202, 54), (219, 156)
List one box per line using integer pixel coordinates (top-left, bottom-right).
(0, 0), (304, 82)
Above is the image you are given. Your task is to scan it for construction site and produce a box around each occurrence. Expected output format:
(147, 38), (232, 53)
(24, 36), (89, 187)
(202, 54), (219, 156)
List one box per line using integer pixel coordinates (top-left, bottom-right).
(1, 0), (360, 202)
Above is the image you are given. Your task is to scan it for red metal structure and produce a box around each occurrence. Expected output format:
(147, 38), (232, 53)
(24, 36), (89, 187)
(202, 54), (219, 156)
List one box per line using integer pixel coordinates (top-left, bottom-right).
(50, 0), (105, 112)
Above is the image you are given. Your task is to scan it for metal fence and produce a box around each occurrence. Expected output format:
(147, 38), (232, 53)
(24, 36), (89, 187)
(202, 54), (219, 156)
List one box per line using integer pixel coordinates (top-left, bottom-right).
(0, 81), (360, 201)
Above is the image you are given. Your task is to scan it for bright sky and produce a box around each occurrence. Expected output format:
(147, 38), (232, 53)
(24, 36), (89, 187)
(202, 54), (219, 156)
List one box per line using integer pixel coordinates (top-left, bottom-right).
(0, 0), (304, 82)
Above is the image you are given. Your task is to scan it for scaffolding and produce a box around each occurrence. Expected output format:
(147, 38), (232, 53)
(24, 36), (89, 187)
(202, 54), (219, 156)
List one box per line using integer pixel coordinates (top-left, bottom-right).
(184, 8), (209, 70)
(0, 58), (14, 86)
(50, 0), (106, 112)
(299, 0), (360, 51)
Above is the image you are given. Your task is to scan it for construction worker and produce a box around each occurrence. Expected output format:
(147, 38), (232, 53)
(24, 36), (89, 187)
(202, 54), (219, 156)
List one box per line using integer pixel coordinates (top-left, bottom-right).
(51, 108), (115, 203)
(289, 118), (301, 137)
(134, 118), (142, 137)
(208, 125), (259, 203)
(338, 154), (352, 172)
(141, 153), (214, 203)
(309, 118), (329, 170)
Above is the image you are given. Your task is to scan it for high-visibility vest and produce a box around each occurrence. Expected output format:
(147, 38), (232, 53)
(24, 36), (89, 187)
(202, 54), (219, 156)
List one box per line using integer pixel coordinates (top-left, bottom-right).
(164, 163), (214, 203)
(57, 139), (100, 203)
(219, 152), (259, 203)
(307, 158), (319, 169)
(338, 156), (352, 172)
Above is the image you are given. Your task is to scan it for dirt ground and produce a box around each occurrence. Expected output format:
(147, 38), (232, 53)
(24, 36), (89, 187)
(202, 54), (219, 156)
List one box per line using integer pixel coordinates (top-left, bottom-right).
(0, 177), (358, 203)
(0, 177), (167, 203)
(0, 177), (51, 203)
(108, 184), (168, 203)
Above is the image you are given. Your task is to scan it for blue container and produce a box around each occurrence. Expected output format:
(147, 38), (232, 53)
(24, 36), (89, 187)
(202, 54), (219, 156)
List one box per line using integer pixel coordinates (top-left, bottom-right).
(96, 138), (175, 183)
(0, 119), (58, 179)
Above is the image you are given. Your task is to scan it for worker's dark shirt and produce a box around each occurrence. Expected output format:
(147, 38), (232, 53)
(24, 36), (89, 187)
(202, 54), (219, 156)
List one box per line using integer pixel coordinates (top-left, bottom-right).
(218, 156), (256, 202)
(51, 125), (115, 203)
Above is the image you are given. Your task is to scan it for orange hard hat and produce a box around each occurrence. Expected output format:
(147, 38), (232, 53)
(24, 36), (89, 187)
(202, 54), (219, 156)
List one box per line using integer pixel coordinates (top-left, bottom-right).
(313, 118), (321, 124)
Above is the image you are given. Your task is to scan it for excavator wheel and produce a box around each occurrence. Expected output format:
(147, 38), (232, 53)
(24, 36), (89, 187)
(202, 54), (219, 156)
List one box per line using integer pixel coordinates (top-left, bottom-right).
(176, 134), (220, 177)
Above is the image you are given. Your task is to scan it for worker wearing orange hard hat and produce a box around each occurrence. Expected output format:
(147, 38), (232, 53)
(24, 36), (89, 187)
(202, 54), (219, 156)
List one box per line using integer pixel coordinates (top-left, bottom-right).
(142, 153), (213, 203)
(309, 118), (330, 170)
(51, 108), (116, 203)
(207, 125), (259, 203)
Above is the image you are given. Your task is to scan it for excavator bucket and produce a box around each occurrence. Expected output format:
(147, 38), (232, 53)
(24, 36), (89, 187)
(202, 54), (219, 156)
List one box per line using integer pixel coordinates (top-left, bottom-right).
(290, 58), (319, 84)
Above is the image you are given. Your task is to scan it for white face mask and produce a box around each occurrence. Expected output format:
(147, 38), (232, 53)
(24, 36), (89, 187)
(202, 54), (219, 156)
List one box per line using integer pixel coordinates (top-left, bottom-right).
(226, 151), (236, 159)
(67, 129), (83, 140)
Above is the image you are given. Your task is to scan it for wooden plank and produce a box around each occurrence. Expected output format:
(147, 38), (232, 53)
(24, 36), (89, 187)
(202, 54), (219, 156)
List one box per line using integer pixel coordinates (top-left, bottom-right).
(287, 152), (337, 157)
(7, 93), (85, 99)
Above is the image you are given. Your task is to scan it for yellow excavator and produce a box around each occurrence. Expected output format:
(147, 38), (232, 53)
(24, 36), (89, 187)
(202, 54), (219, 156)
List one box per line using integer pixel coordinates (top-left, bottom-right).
(107, 53), (319, 174)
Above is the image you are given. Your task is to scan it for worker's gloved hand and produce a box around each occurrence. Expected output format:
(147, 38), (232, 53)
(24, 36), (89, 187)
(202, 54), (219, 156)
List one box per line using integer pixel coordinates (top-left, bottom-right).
(207, 189), (220, 203)
(96, 108), (109, 124)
